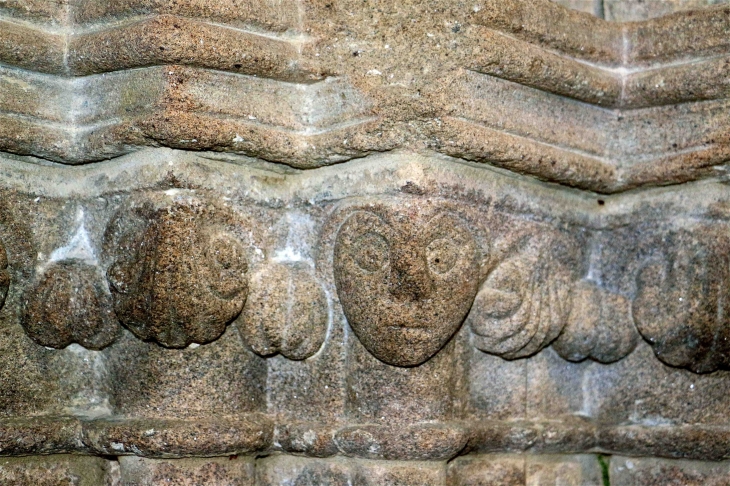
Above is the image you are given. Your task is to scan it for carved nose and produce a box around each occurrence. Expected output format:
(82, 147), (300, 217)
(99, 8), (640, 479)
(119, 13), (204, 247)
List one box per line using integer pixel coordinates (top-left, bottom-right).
(389, 248), (434, 301)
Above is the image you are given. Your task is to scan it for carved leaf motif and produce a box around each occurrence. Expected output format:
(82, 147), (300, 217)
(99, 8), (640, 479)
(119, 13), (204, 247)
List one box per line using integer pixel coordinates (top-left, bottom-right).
(0, 241), (8, 309)
(553, 280), (638, 363)
(23, 260), (120, 349)
(334, 208), (480, 367)
(468, 233), (574, 359)
(237, 261), (328, 360)
(633, 228), (730, 373)
(106, 197), (249, 348)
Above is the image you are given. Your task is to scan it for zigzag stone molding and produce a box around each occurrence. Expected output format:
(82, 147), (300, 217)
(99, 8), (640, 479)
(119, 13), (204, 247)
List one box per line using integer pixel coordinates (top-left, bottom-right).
(1, 0), (729, 194)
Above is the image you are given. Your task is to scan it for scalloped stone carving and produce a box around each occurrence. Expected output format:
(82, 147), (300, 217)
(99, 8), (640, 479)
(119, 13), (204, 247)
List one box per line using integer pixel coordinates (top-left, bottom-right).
(633, 227), (730, 373)
(238, 261), (328, 360)
(22, 260), (120, 349)
(105, 194), (249, 348)
(334, 207), (480, 367)
(467, 232), (576, 359)
(553, 280), (638, 363)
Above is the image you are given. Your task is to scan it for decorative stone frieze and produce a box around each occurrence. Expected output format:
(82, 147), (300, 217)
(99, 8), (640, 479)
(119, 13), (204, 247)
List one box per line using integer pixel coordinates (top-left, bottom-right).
(3, 0), (730, 483)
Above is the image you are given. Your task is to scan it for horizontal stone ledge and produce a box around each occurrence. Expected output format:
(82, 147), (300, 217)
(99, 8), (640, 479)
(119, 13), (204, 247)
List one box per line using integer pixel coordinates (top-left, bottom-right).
(3, 417), (730, 460)
(0, 0), (300, 32)
(468, 29), (730, 109)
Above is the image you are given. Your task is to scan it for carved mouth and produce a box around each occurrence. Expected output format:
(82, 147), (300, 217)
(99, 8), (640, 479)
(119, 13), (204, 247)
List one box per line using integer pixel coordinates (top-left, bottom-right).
(386, 322), (436, 330)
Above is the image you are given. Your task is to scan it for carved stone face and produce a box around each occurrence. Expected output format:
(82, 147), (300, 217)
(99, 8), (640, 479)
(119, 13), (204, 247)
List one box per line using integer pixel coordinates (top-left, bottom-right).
(334, 207), (479, 366)
(106, 195), (249, 348)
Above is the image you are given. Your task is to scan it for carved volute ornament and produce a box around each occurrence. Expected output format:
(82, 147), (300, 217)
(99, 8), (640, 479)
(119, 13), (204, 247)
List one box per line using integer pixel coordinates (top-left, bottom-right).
(104, 192), (250, 348)
(334, 204), (480, 366)
(467, 230), (578, 359)
(633, 227), (730, 373)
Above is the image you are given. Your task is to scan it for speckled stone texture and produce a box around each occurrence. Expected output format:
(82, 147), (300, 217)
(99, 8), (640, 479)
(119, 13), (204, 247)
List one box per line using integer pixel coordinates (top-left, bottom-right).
(2, 0), (730, 484)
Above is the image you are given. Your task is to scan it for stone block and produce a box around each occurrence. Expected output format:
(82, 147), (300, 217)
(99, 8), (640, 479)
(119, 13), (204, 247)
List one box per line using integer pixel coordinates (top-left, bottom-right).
(610, 456), (730, 485)
(0, 455), (114, 486)
(119, 456), (254, 485)
(605, 0), (729, 21)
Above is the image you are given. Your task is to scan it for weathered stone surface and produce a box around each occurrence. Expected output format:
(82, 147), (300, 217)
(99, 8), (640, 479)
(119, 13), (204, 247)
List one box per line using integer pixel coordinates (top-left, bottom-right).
(105, 191), (250, 348)
(0, 455), (114, 486)
(447, 454), (604, 486)
(22, 260), (119, 349)
(119, 456), (255, 485)
(2, 0), (730, 192)
(334, 202), (481, 366)
(4, 0), (730, 481)
(610, 456), (730, 485)
(334, 422), (467, 461)
(633, 225), (730, 373)
(605, 0), (730, 21)
(257, 456), (446, 485)
(553, 280), (638, 363)
(238, 261), (328, 360)
(82, 415), (273, 458)
(106, 328), (267, 419)
(0, 240), (8, 311)
(468, 229), (579, 360)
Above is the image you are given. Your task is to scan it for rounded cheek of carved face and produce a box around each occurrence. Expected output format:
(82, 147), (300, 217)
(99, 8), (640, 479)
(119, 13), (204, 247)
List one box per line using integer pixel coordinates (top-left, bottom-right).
(423, 225), (479, 309)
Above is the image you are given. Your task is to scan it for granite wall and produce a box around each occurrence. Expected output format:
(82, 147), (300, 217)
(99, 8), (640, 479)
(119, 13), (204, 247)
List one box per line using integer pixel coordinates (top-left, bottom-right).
(1, 0), (730, 484)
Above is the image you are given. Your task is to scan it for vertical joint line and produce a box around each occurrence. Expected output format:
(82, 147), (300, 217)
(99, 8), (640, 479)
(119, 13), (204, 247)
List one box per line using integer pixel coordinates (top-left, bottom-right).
(594, 0), (605, 19)
(62, 0), (72, 75)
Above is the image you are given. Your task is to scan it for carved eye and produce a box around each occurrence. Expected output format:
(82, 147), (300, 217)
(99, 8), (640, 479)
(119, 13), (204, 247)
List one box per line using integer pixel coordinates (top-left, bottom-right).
(210, 236), (246, 272)
(353, 232), (389, 272)
(426, 237), (460, 274)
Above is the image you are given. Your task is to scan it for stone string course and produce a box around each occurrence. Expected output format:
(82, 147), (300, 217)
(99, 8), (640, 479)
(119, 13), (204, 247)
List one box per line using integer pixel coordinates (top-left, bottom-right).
(2, 0), (730, 484)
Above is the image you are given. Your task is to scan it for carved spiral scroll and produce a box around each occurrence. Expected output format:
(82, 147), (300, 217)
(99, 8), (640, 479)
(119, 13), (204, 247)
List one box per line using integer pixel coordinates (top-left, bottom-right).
(633, 227), (730, 373)
(105, 194), (250, 348)
(468, 232), (576, 359)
